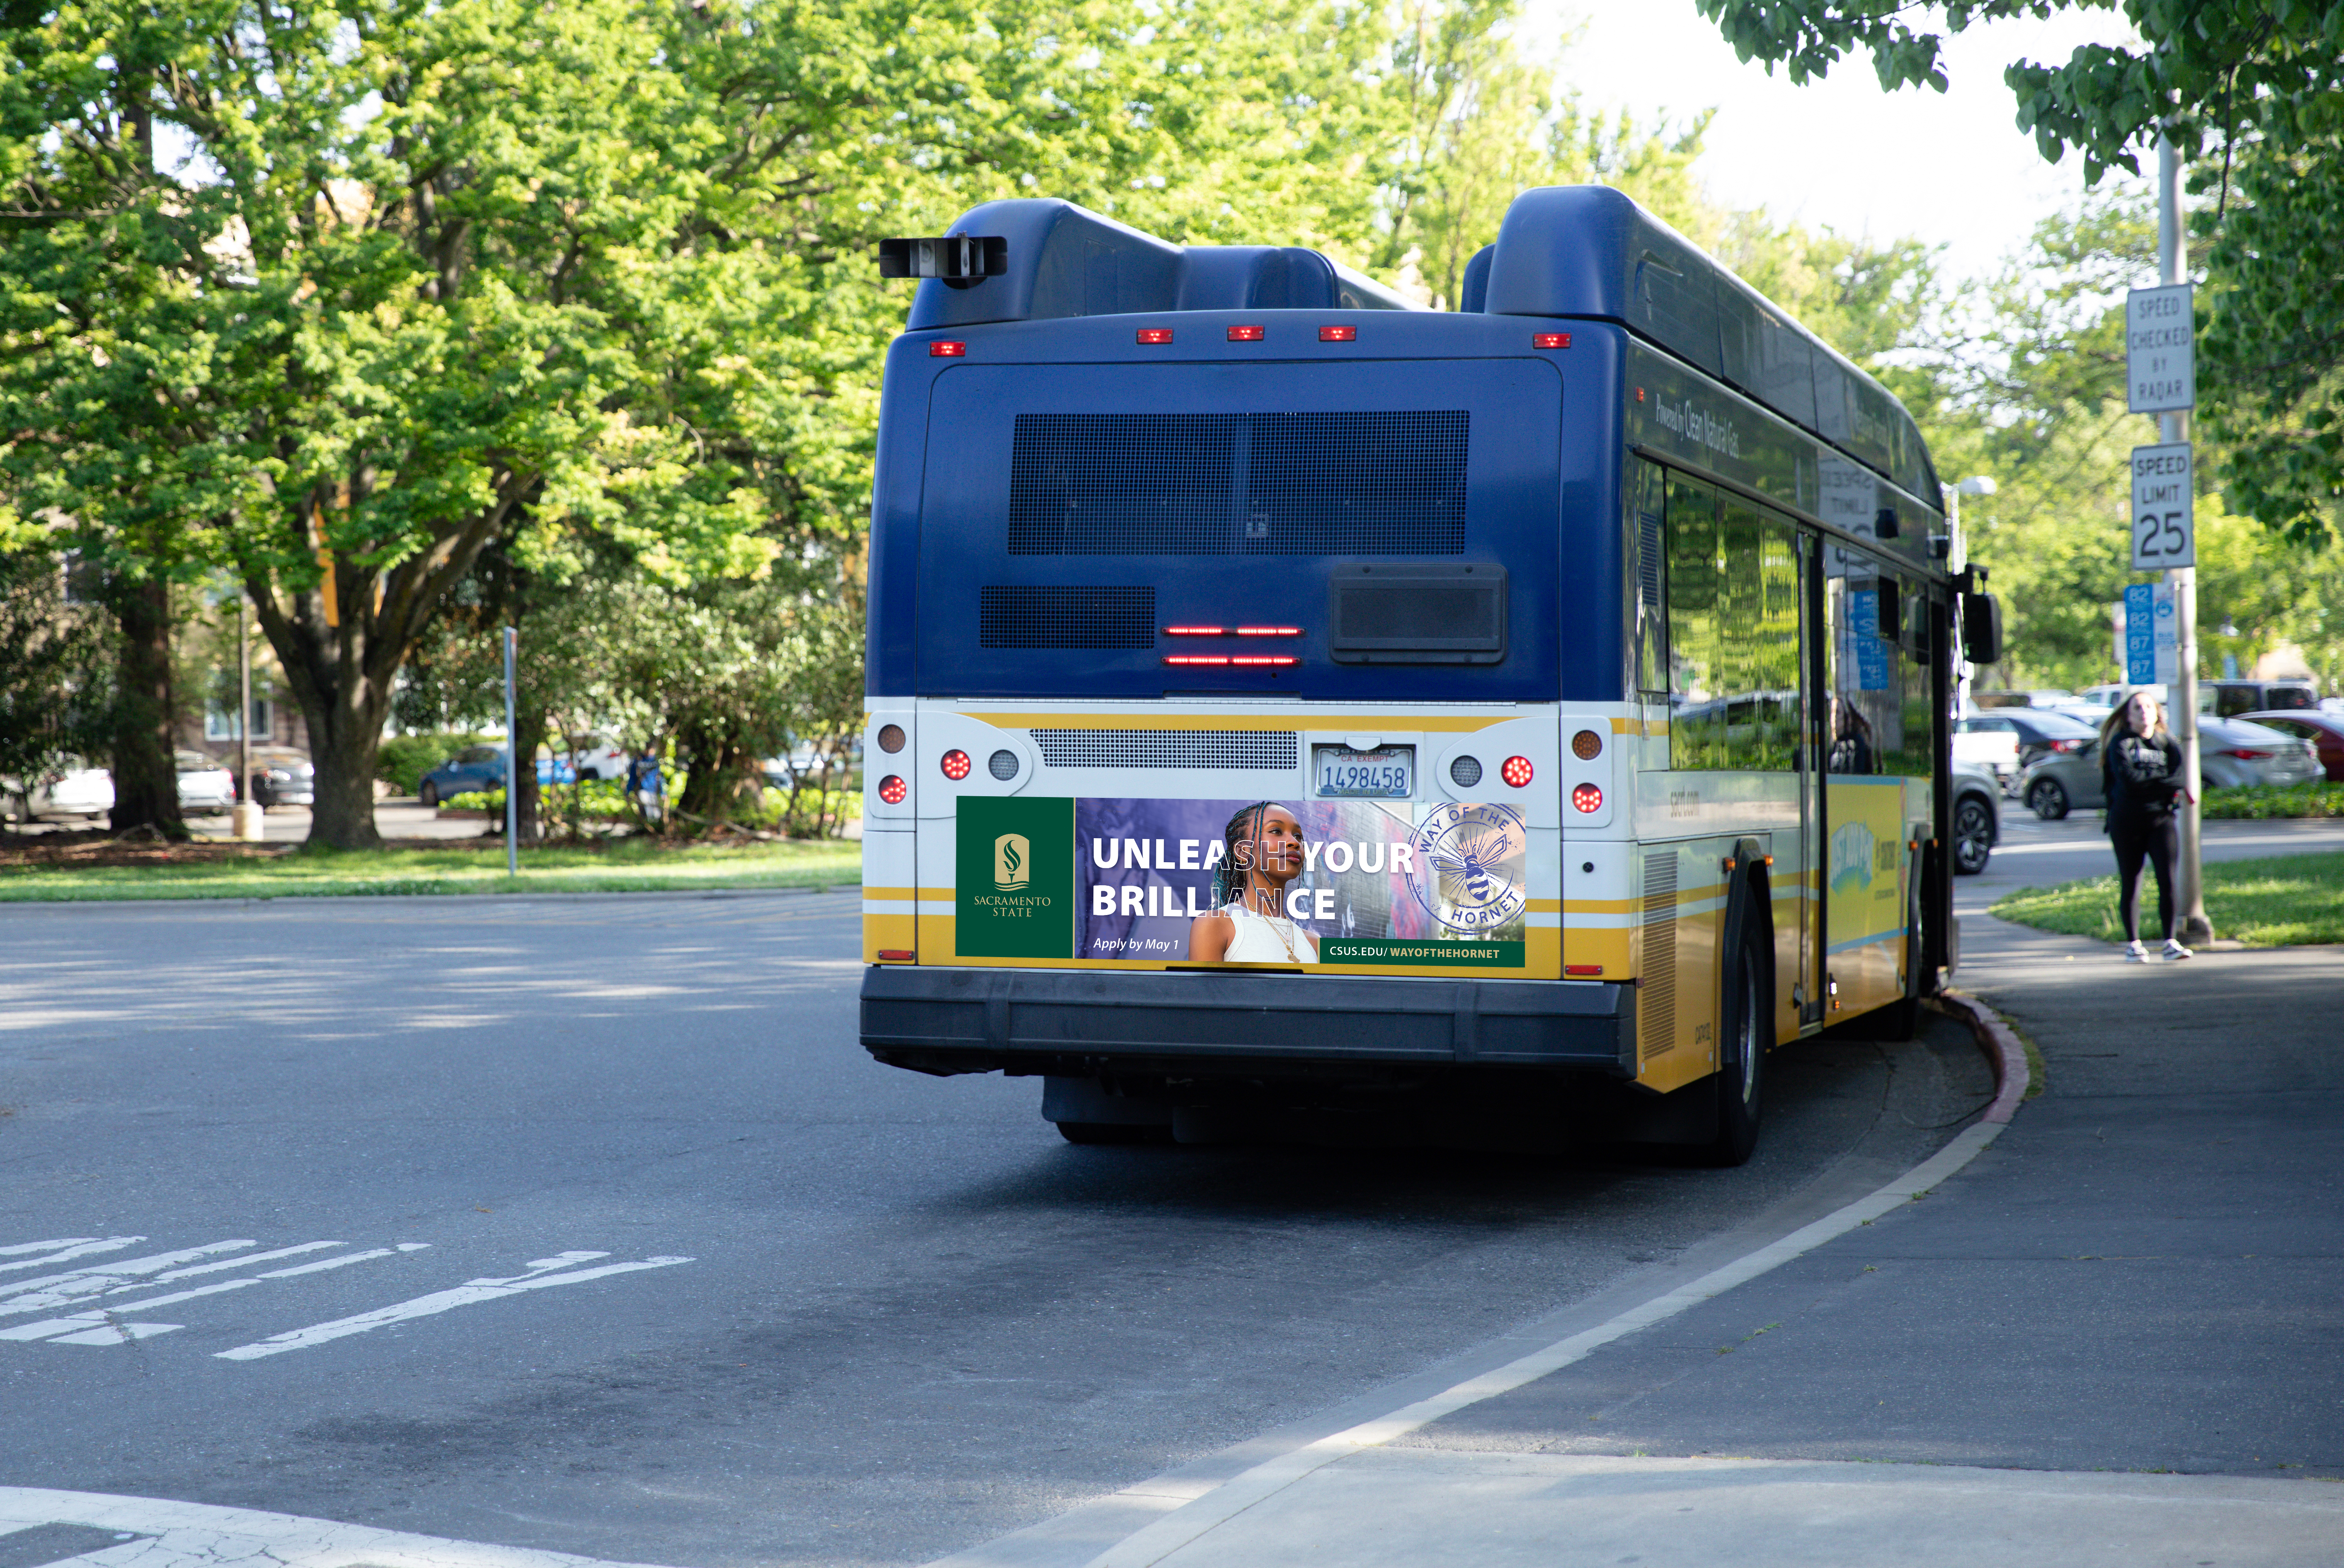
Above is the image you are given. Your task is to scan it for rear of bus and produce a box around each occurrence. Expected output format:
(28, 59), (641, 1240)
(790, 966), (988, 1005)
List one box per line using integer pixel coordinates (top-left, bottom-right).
(858, 199), (1653, 1144)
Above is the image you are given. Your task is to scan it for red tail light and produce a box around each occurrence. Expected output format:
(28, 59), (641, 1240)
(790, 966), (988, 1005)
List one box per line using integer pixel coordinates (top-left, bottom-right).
(2046, 738), (2086, 753)
(1501, 756), (1534, 788)
(1164, 655), (1230, 666)
(2222, 748), (2271, 761)
(1164, 626), (1227, 636)
(1227, 325), (1265, 342)
(928, 341), (965, 358)
(1135, 327), (1174, 345)
(1231, 656), (1297, 666)
(940, 749), (972, 780)
(877, 775), (907, 805)
(1565, 963), (1604, 976)
(1571, 782), (1603, 813)
(876, 949), (914, 962)
(1319, 325), (1356, 342)
(1533, 332), (1572, 349)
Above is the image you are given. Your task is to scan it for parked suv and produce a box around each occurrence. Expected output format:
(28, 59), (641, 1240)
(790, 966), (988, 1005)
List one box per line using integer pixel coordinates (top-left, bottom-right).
(2204, 679), (2318, 717)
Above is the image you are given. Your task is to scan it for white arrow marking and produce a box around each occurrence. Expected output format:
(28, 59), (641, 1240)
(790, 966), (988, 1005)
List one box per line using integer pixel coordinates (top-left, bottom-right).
(215, 1254), (693, 1360)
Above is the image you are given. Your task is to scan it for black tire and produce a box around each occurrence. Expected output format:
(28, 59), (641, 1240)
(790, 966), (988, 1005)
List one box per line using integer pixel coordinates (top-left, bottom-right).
(1702, 909), (1768, 1167)
(1951, 795), (1994, 875)
(1055, 1121), (1154, 1146)
(2026, 777), (2069, 821)
(418, 779), (440, 808)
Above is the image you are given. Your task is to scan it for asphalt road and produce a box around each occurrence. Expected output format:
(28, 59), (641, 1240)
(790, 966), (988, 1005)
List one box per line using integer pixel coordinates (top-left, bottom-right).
(0, 891), (1992, 1568)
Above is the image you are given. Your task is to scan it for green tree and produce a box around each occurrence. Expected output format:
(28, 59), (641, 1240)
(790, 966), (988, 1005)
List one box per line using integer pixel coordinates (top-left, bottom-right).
(2, 0), (1422, 851)
(1690, 1), (2344, 544)
(0, 547), (115, 827)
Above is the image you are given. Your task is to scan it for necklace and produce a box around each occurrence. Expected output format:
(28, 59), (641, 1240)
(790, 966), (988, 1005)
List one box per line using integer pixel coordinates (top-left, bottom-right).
(1240, 891), (1301, 962)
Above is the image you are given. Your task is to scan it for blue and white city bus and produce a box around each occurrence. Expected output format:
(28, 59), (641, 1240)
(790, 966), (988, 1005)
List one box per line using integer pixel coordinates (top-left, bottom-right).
(856, 187), (2002, 1163)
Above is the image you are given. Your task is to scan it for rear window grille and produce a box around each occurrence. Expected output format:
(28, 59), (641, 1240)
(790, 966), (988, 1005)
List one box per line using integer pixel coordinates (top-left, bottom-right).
(978, 586), (1156, 649)
(1028, 729), (1299, 771)
(1008, 412), (1467, 556)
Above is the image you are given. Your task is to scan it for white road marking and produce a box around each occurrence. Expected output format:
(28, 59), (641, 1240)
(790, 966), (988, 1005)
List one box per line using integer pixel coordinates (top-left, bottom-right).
(216, 1253), (693, 1361)
(0, 1238), (99, 1255)
(259, 1248), (399, 1278)
(143, 1241), (346, 1285)
(0, 1242), (255, 1311)
(1028, 1121), (2014, 1568)
(0, 1238), (144, 1276)
(0, 1279), (268, 1341)
(0, 1486), (682, 1568)
(47, 1321), (184, 1345)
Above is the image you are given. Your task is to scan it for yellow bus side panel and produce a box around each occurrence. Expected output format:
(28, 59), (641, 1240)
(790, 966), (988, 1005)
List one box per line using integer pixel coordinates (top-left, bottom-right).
(1635, 864), (1723, 1094)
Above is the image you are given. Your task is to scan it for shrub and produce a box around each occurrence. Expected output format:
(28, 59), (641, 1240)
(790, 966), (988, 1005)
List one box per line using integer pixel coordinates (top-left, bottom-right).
(2201, 781), (2344, 819)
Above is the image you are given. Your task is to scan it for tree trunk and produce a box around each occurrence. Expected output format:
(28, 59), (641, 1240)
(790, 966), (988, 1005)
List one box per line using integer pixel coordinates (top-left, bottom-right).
(675, 728), (759, 828)
(513, 705), (545, 845)
(106, 577), (188, 840)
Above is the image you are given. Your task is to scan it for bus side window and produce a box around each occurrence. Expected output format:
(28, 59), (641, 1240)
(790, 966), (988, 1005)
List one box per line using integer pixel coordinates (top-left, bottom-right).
(1665, 475), (1801, 772)
(1665, 473), (1721, 768)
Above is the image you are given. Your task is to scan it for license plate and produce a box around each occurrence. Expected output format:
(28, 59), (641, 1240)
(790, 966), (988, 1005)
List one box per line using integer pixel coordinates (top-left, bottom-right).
(1314, 745), (1414, 798)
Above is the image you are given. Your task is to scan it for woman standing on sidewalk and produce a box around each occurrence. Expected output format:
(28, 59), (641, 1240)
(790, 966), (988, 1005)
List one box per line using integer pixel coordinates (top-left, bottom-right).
(2100, 689), (2191, 962)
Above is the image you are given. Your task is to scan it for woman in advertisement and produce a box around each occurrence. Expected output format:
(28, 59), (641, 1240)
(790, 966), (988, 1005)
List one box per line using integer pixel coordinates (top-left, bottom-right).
(1186, 802), (1320, 963)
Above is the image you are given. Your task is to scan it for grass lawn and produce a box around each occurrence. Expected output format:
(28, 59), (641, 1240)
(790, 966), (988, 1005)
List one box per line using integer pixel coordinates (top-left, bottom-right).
(0, 834), (861, 902)
(1992, 850), (2344, 948)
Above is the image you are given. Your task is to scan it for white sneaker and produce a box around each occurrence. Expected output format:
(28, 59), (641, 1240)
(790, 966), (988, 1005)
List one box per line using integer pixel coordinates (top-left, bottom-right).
(2163, 939), (2194, 960)
(2124, 940), (2149, 962)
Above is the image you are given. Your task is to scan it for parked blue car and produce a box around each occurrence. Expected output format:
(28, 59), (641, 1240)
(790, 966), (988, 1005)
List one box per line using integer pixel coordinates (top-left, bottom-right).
(417, 746), (574, 807)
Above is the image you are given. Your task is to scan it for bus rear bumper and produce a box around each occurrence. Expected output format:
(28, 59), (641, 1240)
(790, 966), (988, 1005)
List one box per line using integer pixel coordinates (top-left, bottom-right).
(859, 965), (1635, 1080)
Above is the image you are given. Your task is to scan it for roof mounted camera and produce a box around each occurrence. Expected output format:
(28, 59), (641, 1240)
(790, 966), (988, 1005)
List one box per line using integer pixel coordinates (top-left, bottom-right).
(877, 233), (1008, 291)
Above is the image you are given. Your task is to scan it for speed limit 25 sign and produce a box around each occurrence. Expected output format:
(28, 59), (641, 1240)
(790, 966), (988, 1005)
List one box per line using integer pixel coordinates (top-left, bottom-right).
(2130, 441), (2195, 570)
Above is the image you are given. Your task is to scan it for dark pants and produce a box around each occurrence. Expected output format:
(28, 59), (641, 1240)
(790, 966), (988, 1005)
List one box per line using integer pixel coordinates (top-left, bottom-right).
(2111, 811), (2178, 943)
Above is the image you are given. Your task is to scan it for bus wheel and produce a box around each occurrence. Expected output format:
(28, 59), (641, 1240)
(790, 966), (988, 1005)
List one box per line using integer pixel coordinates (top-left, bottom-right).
(1056, 1121), (1156, 1146)
(1703, 918), (1767, 1166)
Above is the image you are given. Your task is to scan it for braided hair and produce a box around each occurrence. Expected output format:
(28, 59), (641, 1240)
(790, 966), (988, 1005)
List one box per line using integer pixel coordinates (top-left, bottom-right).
(1211, 801), (1280, 908)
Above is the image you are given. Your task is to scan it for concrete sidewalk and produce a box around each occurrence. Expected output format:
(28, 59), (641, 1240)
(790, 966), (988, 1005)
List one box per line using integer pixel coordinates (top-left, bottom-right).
(1075, 917), (2344, 1566)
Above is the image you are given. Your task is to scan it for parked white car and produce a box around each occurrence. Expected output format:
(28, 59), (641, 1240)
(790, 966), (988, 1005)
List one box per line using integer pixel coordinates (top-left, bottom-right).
(1, 756), (114, 823)
(176, 750), (237, 813)
(559, 731), (631, 782)
(1951, 718), (2022, 790)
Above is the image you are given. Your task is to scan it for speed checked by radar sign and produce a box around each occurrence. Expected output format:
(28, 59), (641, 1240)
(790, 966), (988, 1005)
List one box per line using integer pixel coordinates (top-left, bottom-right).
(2131, 442), (2194, 569)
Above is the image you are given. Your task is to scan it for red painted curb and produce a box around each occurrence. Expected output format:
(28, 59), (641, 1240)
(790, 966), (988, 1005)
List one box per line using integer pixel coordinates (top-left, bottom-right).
(1932, 989), (2031, 1124)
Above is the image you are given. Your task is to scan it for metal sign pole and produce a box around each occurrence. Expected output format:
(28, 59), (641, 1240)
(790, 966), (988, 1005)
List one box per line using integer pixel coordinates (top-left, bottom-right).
(504, 626), (519, 878)
(2157, 136), (2210, 945)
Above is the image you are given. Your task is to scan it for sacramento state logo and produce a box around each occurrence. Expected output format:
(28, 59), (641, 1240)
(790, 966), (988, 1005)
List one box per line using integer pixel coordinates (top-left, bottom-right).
(1407, 803), (1528, 934)
(993, 833), (1031, 892)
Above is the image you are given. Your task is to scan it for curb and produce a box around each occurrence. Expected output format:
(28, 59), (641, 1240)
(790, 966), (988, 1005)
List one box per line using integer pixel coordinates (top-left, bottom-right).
(1931, 988), (2031, 1124)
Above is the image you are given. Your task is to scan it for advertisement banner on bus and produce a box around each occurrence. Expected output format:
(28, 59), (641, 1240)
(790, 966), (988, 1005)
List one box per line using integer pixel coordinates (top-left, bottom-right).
(953, 796), (1529, 969)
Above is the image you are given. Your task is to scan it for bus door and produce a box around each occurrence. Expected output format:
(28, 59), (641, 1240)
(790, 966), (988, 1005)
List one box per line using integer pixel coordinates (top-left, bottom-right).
(1796, 532), (1826, 1030)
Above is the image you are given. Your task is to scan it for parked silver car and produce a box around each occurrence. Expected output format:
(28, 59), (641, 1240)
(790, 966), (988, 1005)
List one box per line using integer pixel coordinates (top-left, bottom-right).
(2019, 716), (2324, 819)
(1949, 759), (2001, 875)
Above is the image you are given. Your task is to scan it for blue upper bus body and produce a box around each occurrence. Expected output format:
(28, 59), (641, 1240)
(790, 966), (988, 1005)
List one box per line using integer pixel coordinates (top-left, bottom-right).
(859, 187), (1963, 1140)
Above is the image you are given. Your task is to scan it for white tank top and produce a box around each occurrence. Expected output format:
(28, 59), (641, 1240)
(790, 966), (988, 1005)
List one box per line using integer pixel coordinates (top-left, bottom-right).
(1219, 900), (1318, 962)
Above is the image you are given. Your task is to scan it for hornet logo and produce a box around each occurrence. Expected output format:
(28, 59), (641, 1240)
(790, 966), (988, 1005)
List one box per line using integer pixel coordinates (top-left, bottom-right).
(993, 833), (1032, 892)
